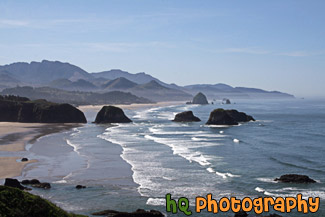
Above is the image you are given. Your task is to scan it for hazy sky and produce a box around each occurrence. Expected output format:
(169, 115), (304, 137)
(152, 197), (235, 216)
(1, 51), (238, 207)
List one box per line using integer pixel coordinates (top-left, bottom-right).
(0, 0), (324, 97)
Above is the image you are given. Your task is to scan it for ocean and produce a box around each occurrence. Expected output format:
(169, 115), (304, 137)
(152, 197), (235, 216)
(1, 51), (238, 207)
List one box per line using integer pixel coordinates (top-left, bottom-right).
(19, 99), (325, 217)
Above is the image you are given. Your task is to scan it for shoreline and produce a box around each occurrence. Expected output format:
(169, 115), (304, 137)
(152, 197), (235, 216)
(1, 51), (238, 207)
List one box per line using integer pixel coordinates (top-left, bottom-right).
(0, 122), (82, 180)
(0, 101), (183, 181)
(78, 101), (185, 113)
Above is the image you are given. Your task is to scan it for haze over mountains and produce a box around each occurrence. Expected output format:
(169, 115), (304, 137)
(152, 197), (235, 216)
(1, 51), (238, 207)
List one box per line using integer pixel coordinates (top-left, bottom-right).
(0, 60), (294, 104)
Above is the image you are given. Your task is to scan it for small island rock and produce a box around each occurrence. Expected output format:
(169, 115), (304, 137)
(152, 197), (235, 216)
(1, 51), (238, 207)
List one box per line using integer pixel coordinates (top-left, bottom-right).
(4, 178), (25, 190)
(94, 106), (132, 124)
(206, 109), (255, 125)
(173, 111), (201, 122)
(192, 92), (209, 105)
(274, 174), (316, 183)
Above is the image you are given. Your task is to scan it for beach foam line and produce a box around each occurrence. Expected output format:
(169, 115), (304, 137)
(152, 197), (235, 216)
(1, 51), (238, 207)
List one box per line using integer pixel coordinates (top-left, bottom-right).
(144, 134), (212, 166)
(146, 198), (166, 206)
(215, 171), (241, 179)
(256, 177), (277, 183)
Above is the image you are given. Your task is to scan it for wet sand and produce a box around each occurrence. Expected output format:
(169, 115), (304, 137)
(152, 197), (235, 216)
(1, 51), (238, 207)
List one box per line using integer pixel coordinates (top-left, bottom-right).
(0, 122), (82, 180)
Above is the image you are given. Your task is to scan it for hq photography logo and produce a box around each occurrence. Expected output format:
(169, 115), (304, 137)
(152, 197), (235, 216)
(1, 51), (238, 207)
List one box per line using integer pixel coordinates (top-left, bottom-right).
(165, 194), (320, 215)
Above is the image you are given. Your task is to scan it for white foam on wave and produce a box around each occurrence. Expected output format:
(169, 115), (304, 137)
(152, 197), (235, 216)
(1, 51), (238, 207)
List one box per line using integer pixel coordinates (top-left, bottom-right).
(256, 177), (277, 183)
(146, 198), (166, 206)
(71, 127), (82, 137)
(66, 139), (80, 154)
(255, 187), (265, 193)
(53, 180), (67, 184)
(215, 171), (240, 179)
(149, 127), (205, 135)
(207, 167), (215, 173)
(66, 139), (90, 169)
(144, 134), (212, 167)
(219, 131), (224, 134)
(191, 137), (210, 141)
(203, 123), (242, 128)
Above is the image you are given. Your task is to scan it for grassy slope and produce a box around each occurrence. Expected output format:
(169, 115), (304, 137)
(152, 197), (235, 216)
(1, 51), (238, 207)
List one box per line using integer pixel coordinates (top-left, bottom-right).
(0, 186), (87, 217)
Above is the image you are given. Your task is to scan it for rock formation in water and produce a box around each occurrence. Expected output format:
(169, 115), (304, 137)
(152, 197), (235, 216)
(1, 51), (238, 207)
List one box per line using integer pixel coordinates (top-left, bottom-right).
(192, 92), (209, 105)
(173, 111), (201, 122)
(0, 95), (86, 123)
(274, 174), (316, 183)
(94, 106), (132, 123)
(222, 98), (231, 104)
(206, 109), (255, 125)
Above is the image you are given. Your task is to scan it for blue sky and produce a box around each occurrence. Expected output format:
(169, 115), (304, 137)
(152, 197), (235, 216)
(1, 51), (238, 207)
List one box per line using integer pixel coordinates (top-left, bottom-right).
(0, 0), (324, 97)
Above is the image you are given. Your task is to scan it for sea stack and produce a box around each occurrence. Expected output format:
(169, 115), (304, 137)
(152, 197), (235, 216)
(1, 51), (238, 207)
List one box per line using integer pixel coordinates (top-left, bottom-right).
(0, 95), (87, 123)
(192, 92), (209, 105)
(206, 109), (255, 125)
(274, 174), (316, 183)
(173, 111), (201, 122)
(94, 106), (132, 123)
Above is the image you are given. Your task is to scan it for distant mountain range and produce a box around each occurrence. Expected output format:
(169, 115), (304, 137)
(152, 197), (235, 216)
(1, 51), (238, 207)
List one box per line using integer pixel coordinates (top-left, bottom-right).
(0, 60), (294, 103)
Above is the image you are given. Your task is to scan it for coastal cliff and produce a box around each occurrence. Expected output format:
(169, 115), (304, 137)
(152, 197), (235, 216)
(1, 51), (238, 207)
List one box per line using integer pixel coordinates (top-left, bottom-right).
(0, 95), (87, 123)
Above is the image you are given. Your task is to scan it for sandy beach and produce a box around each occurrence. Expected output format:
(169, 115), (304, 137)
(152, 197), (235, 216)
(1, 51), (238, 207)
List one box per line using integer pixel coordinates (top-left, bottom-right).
(78, 101), (185, 113)
(0, 122), (82, 180)
(0, 101), (182, 181)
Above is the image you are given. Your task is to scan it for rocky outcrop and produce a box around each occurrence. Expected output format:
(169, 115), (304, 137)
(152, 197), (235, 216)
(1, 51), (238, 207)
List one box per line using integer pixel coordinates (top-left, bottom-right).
(92, 209), (164, 217)
(94, 106), (132, 124)
(222, 98), (231, 104)
(4, 178), (25, 190)
(234, 211), (248, 217)
(0, 185), (87, 217)
(0, 95), (86, 123)
(274, 174), (316, 183)
(192, 92), (209, 105)
(21, 179), (51, 189)
(173, 111), (201, 122)
(206, 109), (255, 125)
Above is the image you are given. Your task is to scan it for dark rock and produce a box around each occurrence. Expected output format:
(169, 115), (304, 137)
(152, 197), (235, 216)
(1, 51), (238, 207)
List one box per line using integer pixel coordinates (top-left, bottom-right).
(206, 109), (255, 125)
(21, 158), (28, 162)
(0, 96), (87, 123)
(206, 109), (238, 125)
(94, 106), (132, 124)
(274, 174), (316, 183)
(173, 111), (201, 122)
(92, 209), (164, 217)
(4, 178), (25, 190)
(226, 109), (255, 122)
(192, 92), (209, 105)
(76, 185), (86, 189)
(234, 210), (248, 217)
(32, 182), (51, 189)
(222, 98), (231, 104)
(21, 179), (41, 185)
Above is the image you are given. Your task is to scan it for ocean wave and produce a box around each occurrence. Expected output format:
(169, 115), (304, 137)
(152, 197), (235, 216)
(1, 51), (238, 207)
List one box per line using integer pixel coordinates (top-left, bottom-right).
(256, 177), (277, 183)
(146, 198), (165, 206)
(215, 171), (240, 179)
